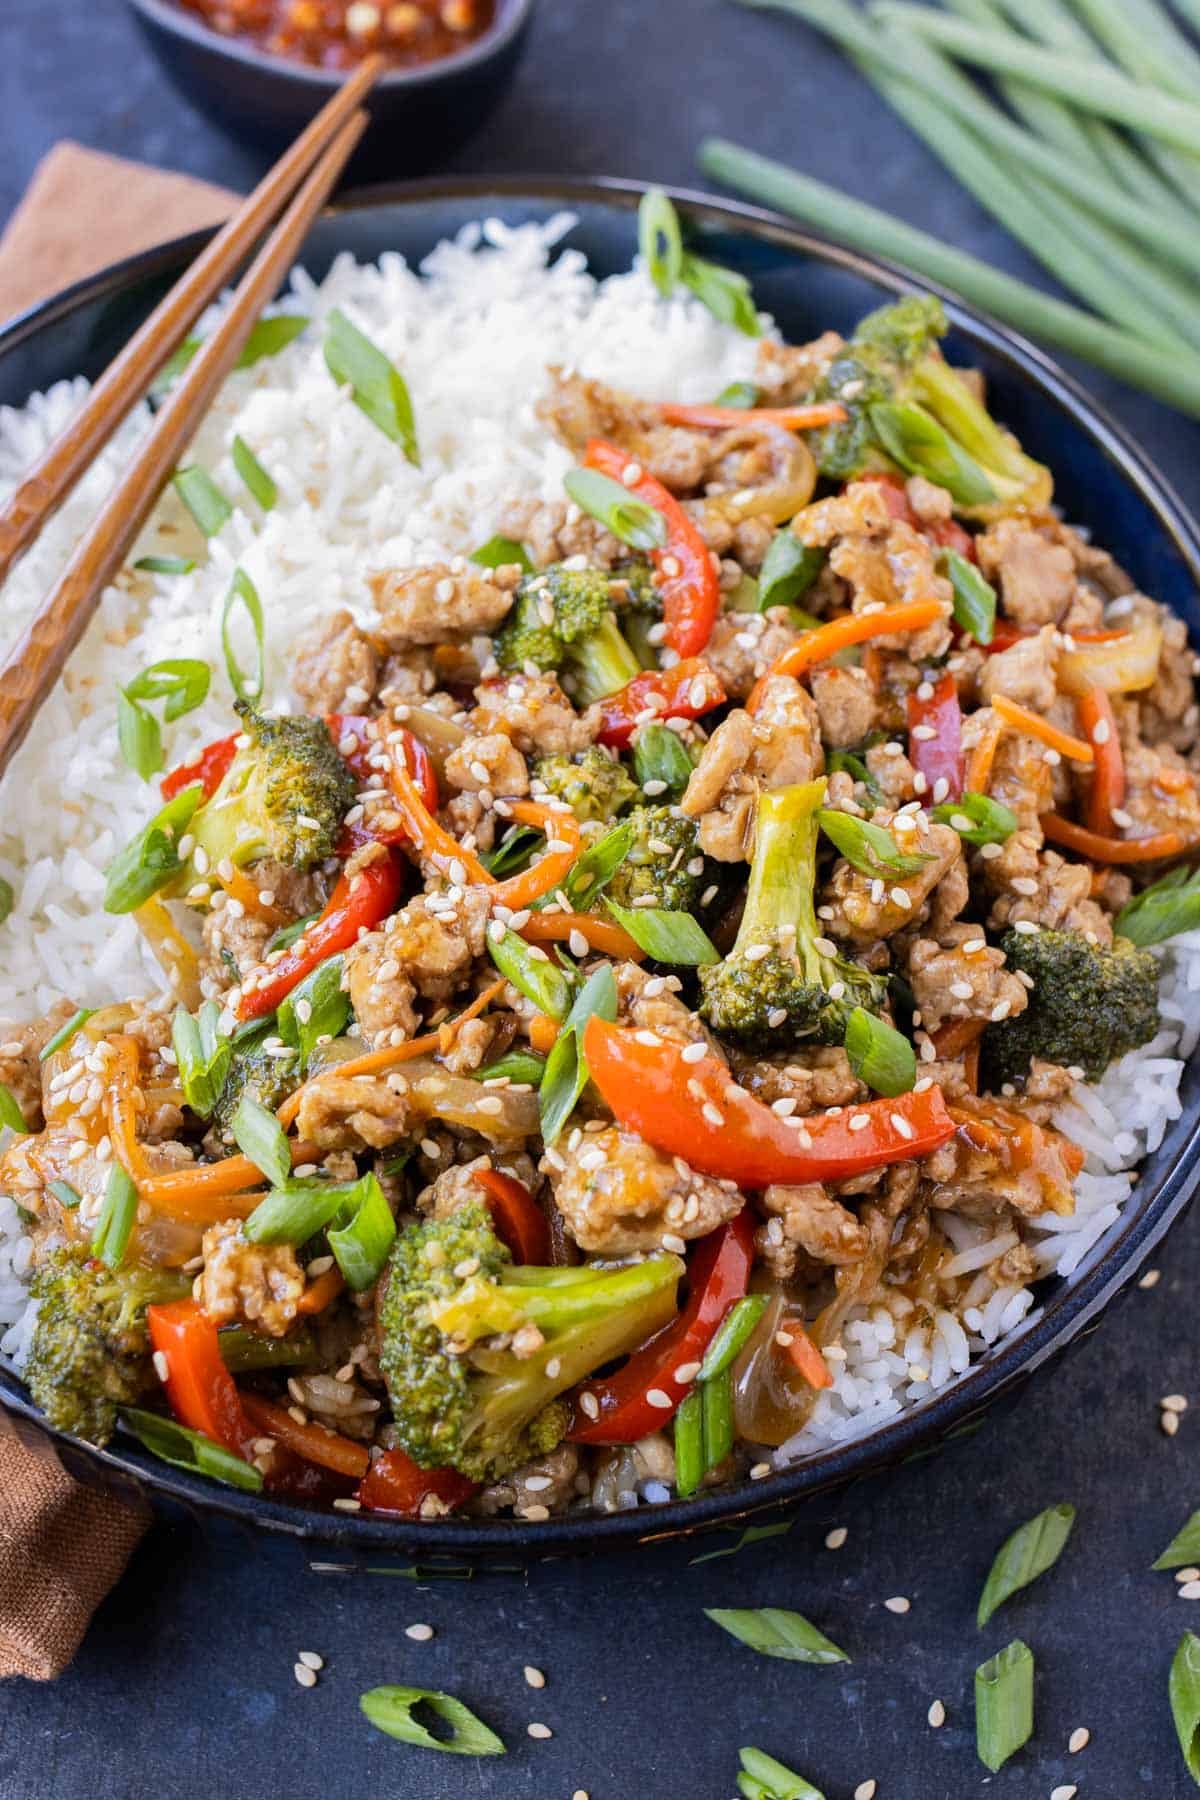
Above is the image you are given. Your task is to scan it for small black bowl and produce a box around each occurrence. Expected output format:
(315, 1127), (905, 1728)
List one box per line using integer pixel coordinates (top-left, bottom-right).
(123, 0), (534, 172)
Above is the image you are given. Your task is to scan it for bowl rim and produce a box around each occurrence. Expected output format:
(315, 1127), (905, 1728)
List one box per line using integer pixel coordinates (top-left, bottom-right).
(123, 0), (534, 90)
(3, 172), (1200, 1556)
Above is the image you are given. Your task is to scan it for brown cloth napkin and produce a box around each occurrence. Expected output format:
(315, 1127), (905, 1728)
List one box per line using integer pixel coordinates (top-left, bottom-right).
(0, 142), (239, 1677)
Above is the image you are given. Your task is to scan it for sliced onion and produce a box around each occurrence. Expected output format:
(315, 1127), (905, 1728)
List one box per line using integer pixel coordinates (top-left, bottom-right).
(1058, 618), (1162, 695)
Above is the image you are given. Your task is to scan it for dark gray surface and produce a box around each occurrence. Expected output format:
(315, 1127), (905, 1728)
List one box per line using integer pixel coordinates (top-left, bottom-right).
(3, 1), (1200, 1794)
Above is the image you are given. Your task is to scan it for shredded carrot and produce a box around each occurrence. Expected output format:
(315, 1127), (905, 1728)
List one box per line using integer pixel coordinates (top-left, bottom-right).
(966, 716), (1002, 795)
(491, 801), (582, 912)
(1041, 813), (1189, 864)
(861, 644), (884, 692)
(106, 1035), (149, 1184)
(748, 599), (944, 711)
(213, 864), (288, 927)
(1077, 688), (1123, 835)
(527, 1011), (560, 1055)
(1156, 764), (1192, 795)
(148, 1187), (266, 1228)
(778, 1324), (833, 1390)
(519, 909), (646, 963)
(963, 1039), (981, 1095)
(657, 400), (849, 432)
(991, 694), (1094, 763)
(238, 1389), (369, 1478)
(387, 746), (492, 886)
(138, 1139), (321, 1210)
(295, 1266), (346, 1315)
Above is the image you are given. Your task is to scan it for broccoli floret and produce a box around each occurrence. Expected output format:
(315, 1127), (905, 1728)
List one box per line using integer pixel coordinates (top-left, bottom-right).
(24, 1245), (189, 1446)
(609, 558), (661, 615)
(494, 564), (643, 705)
(533, 747), (639, 823)
(698, 779), (887, 1048)
(377, 1202), (682, 1482)
(981, 926), (1159, 1088)
(185, 702), (355, 875)
(605, 805), (706, 912)
(811, 295), (1051, 513)
(207, 1031), (300, 1147)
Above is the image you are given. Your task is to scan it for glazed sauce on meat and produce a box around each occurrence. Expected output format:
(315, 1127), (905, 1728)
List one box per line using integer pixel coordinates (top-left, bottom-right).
(177, 0), (496, 70)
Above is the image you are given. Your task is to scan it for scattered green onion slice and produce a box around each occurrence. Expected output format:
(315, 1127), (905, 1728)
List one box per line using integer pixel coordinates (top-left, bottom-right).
(1117, 865), (1200, 948)
(604, 898), (719, 965)
(673, 1387), (705, 1498)
(172, 1000), (233, 1119)
(638, 187), (684, 296)
(480, 825), (542, 878)
(826, 748), (884, 808)
(0, 878), (11, 925)
(487, 928), (574, 1023)
(737, 1744), (825, 1800)
(92, 1163), (138, 1269)
(324, 307), (419, 465)
(758, 532), (826, 611)
(1172, 1631), (1200, 1785)
(266, 912), (319, 956)
(155, 314), (310, 392)
(326, 1172), (396, 1291)
(103, 782), (204, 914)
(931, 790), (1018, 847)
(232, 1094), (292, 1189)
(221, 567), (265, 703)
(470, 534), (532, 573)
(120, 1406), (263, 1492)
(133, 554), (196, 576)
(680, 251), (761, 336)
(1156, 1512), (1200, 1572)
(690, 1520), (794, 1564)
(539, 962), (618, 1144)
(975, 1639), (1034, 1773)
(699, 1295), (770, 1382)
(818, 808), (933, 878)
(977, 1502), (1075, 1627)
(701, 1366), (735, 1469)
(559, 818), (633, 911)
(217, 1323), (316, 1371)
(844, 1006), (916, 1098)
(360, 1685), (505, 1756)
(0, 1082), (28, 1135)
(563, 468), (669, 553)
(118, 658), (212, 781)
(277, 954), (350, 1074)
(714, 380), (761, 408)
(173, 464), (232, 538)
(118, 691), (164, 781)
(471, 1049), (546, 1087)
(39, 1007), (94, 1063)
(939, 547), (996, 645)
(244, 1180), (342, 1248)
(232, 435), (278, 512)
(633, 722), (695, 799)
(46, 1179), (82, 1211)
(870, 401), (996, 507)
(706, 1607), (850, 1666)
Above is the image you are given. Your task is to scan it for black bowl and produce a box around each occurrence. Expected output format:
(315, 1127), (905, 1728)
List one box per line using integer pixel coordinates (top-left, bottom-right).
(123, 0), (534, 171)
(3, 178), (1200, 1560)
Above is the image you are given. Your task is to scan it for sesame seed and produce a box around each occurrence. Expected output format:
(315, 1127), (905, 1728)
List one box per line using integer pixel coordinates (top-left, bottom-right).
(524, 1665), (546, 1688)
(1139, 1268), (1161, 1289)
(962, 937), (986, 955)
(744, 942), (772, 963)
(662, 1232), (687, 1254)
(854, 1785), (878, 1800)
(890, 1112), (915, 1140)
(1163, 1394), (1188, 1412)
(1163, 1410), (1180, 1437)
(1175, 1568), (1200, 1584)
(848, 1113), (871, 1132)
(767, 1007), (788, 1029)
(1178, 1580), (1200, 1599)
(1091, 716), (1111, 744)
(928, 1700), (945, 1728)
(701, 1103), (725, 1127)
(661, 554), (682, 579)
(579, 1391), (599, 1420)
(1068, 1727), (1090, 1754)
(405, 1623), (434, 1641)
(911, 723), (937, 741)
(681, 1041), (707, 1063)
(293, 1663), (317, 1688)
(884, 1596), (911, 1614)
(332, 1497), (361, 1513)
(1110, 806), (1133, 828)
(527, 1722), (553, 1740)
(298, 1651), (323, 1671)
(749, 1461), (771, 1480)
(152, 1351), (170, 1383)
(1051, 1787), (1078, 1800)
(621, 460), (643, 487)
(674, 1361), (702, 1384)
(1013, 919), (1039, 935)
(890, 887), (912, 909)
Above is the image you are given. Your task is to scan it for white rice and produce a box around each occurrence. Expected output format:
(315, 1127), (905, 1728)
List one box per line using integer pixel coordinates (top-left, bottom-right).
(0, 214), (1194, 1470)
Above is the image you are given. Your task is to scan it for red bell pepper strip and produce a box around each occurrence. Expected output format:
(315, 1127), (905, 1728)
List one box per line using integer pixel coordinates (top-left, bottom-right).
(472, 1167), (552, 1265)
(160, 733), (239, 803)
(582, 1017), (956, 1189)
(568, 1208), (756, 1444)
(857, 471), (976, 560)
(239, 1389), (369, 1479)
(147, 1299), (257, 1459)
(595, 659), (726, 750)
(907, 670), (964, 804)
(236, 850), (403, 1020)
(1076, 688), (1124, 836)
(584, 437), (721, 658)
(357, 1447), (478, 1517)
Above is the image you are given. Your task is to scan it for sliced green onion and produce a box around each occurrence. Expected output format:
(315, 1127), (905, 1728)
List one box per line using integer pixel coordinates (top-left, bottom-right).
(701, 1365), (735, 1469)
(470, 534), (532, 573)
(471, 1049), (546, 1087)
(118, 658), (212, 781)
(173, 464), (232, 538)
(266, 912), (319, 956)
(605, 898), (719, 965)
(673, 1387), (705, 1497)
(680, 251), (761, 336)
(639, 188), (685, 296)
(327, 1172), (396, 1290)
(487, 928), (574, 1022)
(563, 468), (669, 552)
(155, 314), (310, 392)
(539, 962), (618, 1144)
(46, 1178), (83, 1210)
(758, 532), (826, 611)
(277, 953), (350, 1074)
(1172, 1631), (1200, 1784)
(221, 567), (265, 704)
(120, 1406), (263, 1492)
(1156, 1511), (1200, 1571)
(232, 435), (278, 512)
(844, 1005), (916, 1098)
(939, 548), (996, 644)
(931, 790), (1018, 847)
(975, 1639), (1034, 1773)
(481, 825), (543, 878)
(699, 1295), (770, 1381)
(244, 1180), (342, 1247)
(870, 401), (995, 506)
(360, 1685), (505, 1756)
(217, 1322), (317, 1372)
(690, 1520), (794, 1564)
(818, 808), (932, 878)
(706, 1607), (850, 1666)
(977, 1502), (1075, 1626)
(737, 1745), (826, 1800)
(117, 690), (164, 780)
(0, 1082), (28, 1135)
(559, 818), (633, 910)
(0, 877), (12, 925)
(633, 723), (695, 800)
(104, 782), (204, 914)
(378, 1151), (414, 1179)
(92, 1163), (138, 1269)
(324, 307), (419, 465)
(1117, 865), (1200, 948)
(826, 748), (884, 807)
(232, 1094), (292, 1189)
(134, 554), (196, 576)
(39, 1007), (93, 1062)
(714, 379), (761, 408)
(172, 1000), (232, 1119)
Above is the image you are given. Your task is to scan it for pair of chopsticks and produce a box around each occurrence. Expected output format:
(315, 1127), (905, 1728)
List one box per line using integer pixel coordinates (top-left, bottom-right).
(0, 54), (386, 781)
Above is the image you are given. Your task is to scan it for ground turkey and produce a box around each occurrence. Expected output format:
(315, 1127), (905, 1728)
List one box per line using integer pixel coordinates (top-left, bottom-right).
(551, 1124), (742, 1254)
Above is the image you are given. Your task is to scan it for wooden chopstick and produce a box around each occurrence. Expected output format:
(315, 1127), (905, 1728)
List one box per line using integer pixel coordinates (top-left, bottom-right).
(0, 51), (385, 589)
(0, 108), (368, 781)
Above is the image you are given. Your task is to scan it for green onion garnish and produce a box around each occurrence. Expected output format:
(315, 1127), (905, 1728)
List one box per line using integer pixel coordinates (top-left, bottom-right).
(844, 1006), (917, 1098)
(172, 1000), (233, 1119)
(680, 250), (761, 336)
(360, 1686), (505, 1757)
(0, 1082), (28, 1135)
(155, 313), (310, 392)
(698, 1295), (769, 1381)
(638, 187), (685, 296)
(277, 953), (350, 1074)
(92, 1163), (138, 1269)
(562, 467), (669, 552)
(1156, 1511), (1200, 1571)
(673, 1388), (705, 1497)
(539, 962), (618, 1144)
(232, 1094), (291, 1189)
(221, 566), (265, 703)
(470, 534), (532, 573)
(706, 1607), (850, 1666)
(690, 1520), (794, 1564)
(604, 898), (720, 965)
(826, 748), (884, 808)
(39, 1007), (94, 1062)
(326, 1172), (396, 1290)
(232, 435), (278, 512)
(133, 555), (196, 576)
(939, 547), (995, 644)
(487, 927), (574, 1022)
(871, 401), (997, 506)
(975, 1639), (1034, 1772)
(758, 532), (826, 611)
(470, 1049), (547, 1087)
(46, 1179), (83, 1210)
(0, 878), (11, 926)
(217, 1323), (317, 1373)
(118, 658), (211, 781)
(324, 307), (419, 465)
(714, 380), (761, 408)
(120, 1406), (263, 1492)
(977, 1502), (1075, 1627)
(1172, 1631), (1200, 1784)
(632, 723), (695, 799)
(737, 1745), (825, 1800)
(1117, 865), (1200, 948)
(480, 825), (543, 878)
(701, 1365), (735, 1468)
(558, 818), (634, 911)
(931, 790), (1018, 847)
(173, 464), (232, 538)
(103, 782), (205, 914)
(244, 1181), (345, 1248)
(117, 690), (163, 781)
(265, 912), (319, 956)
(818, 808), (933, 878)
